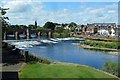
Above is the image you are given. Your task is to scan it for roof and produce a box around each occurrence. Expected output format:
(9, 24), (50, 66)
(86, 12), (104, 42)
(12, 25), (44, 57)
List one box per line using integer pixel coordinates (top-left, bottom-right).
(93, 23), (116, 25)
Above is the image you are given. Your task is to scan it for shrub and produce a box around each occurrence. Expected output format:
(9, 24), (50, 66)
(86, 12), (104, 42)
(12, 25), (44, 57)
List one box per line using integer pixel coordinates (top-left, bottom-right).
(28, 53), (51, 64)
(53, 32), (70, 38)
(81, 40), (119, 49)
(89, 42), (94, 46)
(118, 45), (120, 49)
(102, 61), (120, 77)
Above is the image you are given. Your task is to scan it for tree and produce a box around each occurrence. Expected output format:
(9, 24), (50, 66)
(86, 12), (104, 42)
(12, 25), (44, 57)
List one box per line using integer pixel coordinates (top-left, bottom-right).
(28, 24), (35, 29)
(94, 27), (98, 34)
(81, 25), (84, 29)
(61, 23), (66, 27)
(43, 21), (55, 30)
(69, 22), (77, 28)
(36, 26), (48, 30)
(68, 22), (77, 32)
(56, 27), (64, 33)
(35, 20), (37, 29)
(1, 7), (10, 32)
(20, 25), (27, 29)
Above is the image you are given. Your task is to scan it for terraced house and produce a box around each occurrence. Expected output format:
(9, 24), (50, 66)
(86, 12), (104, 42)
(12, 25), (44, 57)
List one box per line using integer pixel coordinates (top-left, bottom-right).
(86, 23), (116, 36)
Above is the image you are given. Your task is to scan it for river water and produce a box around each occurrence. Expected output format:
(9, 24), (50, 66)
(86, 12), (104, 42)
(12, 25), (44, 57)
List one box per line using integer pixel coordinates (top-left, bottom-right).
(4, 38), (118, 69)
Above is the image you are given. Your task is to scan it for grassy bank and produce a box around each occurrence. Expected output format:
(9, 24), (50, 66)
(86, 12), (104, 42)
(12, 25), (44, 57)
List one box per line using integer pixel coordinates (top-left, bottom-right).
(103, 61), (120, 77)
(27, 53), (51, 64)
(80, 45), (118, 53)
(80, 40), (120, 50)
(19, 62), (118, 78)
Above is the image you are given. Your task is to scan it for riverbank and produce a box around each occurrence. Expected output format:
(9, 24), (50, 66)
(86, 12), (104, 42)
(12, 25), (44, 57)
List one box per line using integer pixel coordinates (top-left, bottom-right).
(77, 39), (119, 56)
(80, 44), (118, 56)
(2, 39), (118, 77)
(19, 62), (118, 78)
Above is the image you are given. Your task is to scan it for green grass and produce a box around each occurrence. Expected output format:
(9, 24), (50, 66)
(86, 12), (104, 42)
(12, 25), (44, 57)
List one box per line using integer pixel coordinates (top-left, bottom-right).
(80, 40), (119, 49)
(103, 61), (120, 77)
(19, 63), (117, 78)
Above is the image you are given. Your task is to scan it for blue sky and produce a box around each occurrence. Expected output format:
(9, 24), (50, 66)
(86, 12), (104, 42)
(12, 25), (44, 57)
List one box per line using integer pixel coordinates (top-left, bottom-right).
(0, 0), (118, 26)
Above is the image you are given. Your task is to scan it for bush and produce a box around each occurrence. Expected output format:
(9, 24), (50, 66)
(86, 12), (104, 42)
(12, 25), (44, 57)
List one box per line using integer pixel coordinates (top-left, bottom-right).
(80, 40), (119, 49)
(28, 53), (51, 64)
(102, 61), (120, 77)
(36, 27), (48, 30)
(53, 32), (70, 38)
(89, 42), (94, 46)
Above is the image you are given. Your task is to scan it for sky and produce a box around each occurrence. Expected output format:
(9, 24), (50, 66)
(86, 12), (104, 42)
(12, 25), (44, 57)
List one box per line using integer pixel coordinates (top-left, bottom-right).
(0, 0), (118, 26)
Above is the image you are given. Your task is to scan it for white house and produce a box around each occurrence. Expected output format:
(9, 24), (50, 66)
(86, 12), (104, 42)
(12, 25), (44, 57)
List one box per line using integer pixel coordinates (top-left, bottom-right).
(98, 29), (109, 36)
(64, 25), (71, 30)
(110, 28), (115, 36)
(87, 23), (116, 36)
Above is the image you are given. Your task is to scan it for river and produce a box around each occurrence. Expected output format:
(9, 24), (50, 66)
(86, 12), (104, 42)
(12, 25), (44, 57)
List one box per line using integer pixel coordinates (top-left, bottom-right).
(4, 38), (118, 69)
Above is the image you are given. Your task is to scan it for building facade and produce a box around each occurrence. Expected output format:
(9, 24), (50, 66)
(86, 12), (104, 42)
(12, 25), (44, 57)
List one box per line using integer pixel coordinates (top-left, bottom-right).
(86, 23), (116, 36)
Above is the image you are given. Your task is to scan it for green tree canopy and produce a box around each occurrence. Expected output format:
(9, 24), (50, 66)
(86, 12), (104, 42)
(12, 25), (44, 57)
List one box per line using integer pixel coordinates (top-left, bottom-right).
(69, 22), (77, 28)
(43, 21), (55, 30)
(56, 27), (64, 33)
(36, 26), (48, 30)
(28, 24), (35, 29)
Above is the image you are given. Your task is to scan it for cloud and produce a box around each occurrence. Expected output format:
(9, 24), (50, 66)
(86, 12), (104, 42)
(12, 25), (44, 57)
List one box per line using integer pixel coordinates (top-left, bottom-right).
(2, 1), (118, 26)
(108, 10), (116, 13)
(79, 3), (118, 24)
(3, 0), (43, 25)
(89, 8), (102, 14)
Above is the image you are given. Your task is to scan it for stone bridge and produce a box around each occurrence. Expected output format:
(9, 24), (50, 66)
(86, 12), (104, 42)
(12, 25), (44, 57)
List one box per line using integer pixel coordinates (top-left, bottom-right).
(2, 29), (54, 40)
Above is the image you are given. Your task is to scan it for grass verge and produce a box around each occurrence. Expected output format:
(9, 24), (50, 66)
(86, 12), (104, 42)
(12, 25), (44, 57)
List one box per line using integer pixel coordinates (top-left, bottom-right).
(80, 40), (119, 49)
(19, 63), (118, 79)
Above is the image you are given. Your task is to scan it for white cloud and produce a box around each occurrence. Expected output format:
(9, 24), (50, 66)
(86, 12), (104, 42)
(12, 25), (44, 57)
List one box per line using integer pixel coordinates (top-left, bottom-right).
(108, 10), (116, 13)
(4, 0), (44, 25)
(105, 3), (118, 9)
(89, 8), (102, 14)
(2, 1), (118, 26)
(4, 0), (30, 13)
(78, 3), (118, 24)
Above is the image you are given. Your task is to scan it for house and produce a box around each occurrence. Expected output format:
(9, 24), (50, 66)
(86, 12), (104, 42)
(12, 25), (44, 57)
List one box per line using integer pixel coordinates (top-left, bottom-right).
(115, 26), (120, 37)
(54, 24), (63, 30)
(55, 24), (62, 28)
(86, 23), (116, 36)
(74, 24), (86, 35)
(55, 23), (70, 30)
(64, 25), (71, 30)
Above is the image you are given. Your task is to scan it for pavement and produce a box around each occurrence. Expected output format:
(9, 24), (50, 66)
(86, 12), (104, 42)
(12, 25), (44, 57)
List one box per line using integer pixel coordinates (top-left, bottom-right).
(1, 43), (25, 79)
(2, 63), (24, 72)
(1, 63), (24, 80)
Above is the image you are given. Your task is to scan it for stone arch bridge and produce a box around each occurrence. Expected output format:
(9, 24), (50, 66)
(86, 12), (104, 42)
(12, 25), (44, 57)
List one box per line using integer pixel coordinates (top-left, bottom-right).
(2, 29), (54, 40)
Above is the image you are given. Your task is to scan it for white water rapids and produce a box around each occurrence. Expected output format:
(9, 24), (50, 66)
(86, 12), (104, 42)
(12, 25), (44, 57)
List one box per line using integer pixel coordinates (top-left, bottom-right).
(3, 37), (83, 50)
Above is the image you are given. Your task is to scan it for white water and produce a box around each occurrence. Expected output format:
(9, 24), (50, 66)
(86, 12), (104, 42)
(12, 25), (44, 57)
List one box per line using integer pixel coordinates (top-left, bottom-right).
(3, 37), (82, 49)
